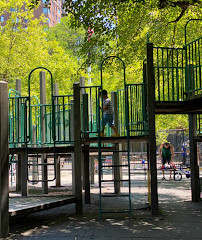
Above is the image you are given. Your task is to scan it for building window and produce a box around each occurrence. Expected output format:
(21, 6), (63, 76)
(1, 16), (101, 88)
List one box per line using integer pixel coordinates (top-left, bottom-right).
(58, 9), (60, 14)
(1, 16), (4, 22)
(43, 8), (50, 14)
(47, 18), (50, 24)
(58, 18), (60, 23)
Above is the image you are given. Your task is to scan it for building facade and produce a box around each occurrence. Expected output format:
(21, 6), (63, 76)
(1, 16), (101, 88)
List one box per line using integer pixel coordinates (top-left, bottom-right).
(0, 0), (63, 27)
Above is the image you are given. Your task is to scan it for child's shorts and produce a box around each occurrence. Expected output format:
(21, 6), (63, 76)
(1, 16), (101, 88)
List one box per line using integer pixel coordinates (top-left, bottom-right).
(102, 114), (114, 127)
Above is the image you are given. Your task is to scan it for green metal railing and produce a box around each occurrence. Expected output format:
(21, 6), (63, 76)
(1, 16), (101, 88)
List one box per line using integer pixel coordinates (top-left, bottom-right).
(53, 95), (74, 144)
(153, 47), (186, 101)
(117, 84), (148, 136)
(184, 37), (202, 98)
(196, 114), (202, 136)
(80, 86), (100, 136)
(8, 89), (28, 147)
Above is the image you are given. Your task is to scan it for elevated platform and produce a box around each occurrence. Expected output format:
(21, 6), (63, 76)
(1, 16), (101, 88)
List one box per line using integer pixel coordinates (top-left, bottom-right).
(155, 97), (202, 114)
(82, 135), (149, 144)
(9, 136), (149, 155)
(9, 195), (79, 218)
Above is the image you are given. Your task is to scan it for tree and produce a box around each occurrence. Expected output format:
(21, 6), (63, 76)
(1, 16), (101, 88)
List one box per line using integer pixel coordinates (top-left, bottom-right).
(0, 0), (82, 96)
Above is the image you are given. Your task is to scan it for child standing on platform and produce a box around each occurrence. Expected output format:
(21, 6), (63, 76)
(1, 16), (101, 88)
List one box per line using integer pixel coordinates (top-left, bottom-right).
(100, 90), (119, 137)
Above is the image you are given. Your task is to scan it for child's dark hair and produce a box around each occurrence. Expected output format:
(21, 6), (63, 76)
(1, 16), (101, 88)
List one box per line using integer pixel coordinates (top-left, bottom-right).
(102, 90), (107, 96)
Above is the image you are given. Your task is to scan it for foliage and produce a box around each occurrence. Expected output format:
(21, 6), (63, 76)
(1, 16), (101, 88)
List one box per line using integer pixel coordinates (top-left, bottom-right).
(0, 0), (81, 99)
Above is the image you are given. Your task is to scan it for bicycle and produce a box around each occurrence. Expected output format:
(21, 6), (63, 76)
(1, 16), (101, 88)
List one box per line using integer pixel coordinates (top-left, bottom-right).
(174, 164), (191, 181)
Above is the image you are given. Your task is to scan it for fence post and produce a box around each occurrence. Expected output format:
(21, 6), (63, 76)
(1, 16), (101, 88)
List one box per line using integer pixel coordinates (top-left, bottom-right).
(40, 71), (48, 194)
(147, 42), (158, 216)
(0, 81), (9, 238)
(54, 83), (61, 187)
(73, 83), (83, 213)
(16, 79), (22, 192)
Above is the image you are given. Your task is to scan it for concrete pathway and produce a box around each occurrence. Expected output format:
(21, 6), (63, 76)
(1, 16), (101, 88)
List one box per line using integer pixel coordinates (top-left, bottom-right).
(6, 178), (202, 240)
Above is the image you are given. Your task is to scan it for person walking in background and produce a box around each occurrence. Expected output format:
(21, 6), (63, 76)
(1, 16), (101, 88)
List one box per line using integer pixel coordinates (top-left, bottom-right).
(181, 143), (187, 165)
(159, 142), (174, 180)
(99, 90), (119, 137)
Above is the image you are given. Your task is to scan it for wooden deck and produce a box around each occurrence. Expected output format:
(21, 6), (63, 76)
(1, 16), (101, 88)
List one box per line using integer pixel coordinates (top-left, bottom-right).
(9, 195), (78, 217)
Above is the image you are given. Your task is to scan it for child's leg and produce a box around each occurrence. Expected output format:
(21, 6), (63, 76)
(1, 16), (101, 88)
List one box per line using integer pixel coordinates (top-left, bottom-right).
(111, 126), (119, 135)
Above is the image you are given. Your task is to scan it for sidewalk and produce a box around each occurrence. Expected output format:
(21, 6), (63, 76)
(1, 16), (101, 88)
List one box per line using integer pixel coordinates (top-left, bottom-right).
(7, 179), (202, 240)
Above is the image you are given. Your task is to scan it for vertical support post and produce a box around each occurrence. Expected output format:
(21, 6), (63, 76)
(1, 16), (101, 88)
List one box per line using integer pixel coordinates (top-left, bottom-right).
(40, 71), (48, 194)
(16, 79), (21, 192)
(111, 91), (121, 194)
(54, 83), (61, 187)
(90, 156), (95, 184)
(147, 43), (158, 216)
(0, 81), (9, 238)
(21, 150), (28, 196)
(32, 125), (38, 184)
(189, 114), (200, 201)
(80, 77), (85, 191)
(73, 83), (82, 213)
(82, 93), (90, 203)
(70, 99), (75, 192)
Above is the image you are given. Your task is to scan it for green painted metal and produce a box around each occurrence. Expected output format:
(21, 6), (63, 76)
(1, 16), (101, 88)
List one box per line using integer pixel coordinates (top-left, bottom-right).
(185, 19), (202, 45)
(28, 66), (54, 143)
(184, 36), (202, 98)
(196, 114), (202, 136)
(117, 84), (148, 136)
(53, 94), (74, 145)
(99, 56), (132, 219)
(8, 89), (28, 147)
(153, 46), (185, 101)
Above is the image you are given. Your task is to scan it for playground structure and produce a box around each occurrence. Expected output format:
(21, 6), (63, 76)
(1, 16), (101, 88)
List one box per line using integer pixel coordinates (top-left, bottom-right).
(0, 19), (202, 238)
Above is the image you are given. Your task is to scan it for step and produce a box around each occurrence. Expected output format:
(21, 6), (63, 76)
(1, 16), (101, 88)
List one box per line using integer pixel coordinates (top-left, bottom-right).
(101, 194), (130, 197)
(101, 179), (129, 183)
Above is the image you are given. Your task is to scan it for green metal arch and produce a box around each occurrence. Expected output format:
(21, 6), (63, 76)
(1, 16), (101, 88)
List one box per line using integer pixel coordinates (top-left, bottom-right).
(185, 19), (202, 45)
(100, 56), (126, 88)
(28, 67), (53, 143)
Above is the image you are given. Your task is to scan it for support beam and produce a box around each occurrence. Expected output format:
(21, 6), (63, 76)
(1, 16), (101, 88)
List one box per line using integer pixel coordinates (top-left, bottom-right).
(54, 83), (61, 187)
(147, 43), (158, 216)
(82, 93), (90, 204)
(0, 81), (9, 238)
(90, 156), (95, 184)
(16, 79), (21, 192)
(111, 91), (121, 193)
(189, 114), (200, 201)
(40, 71), (48, 194)
(73, 83), (82, 214)
(21, 150), (28, 196)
